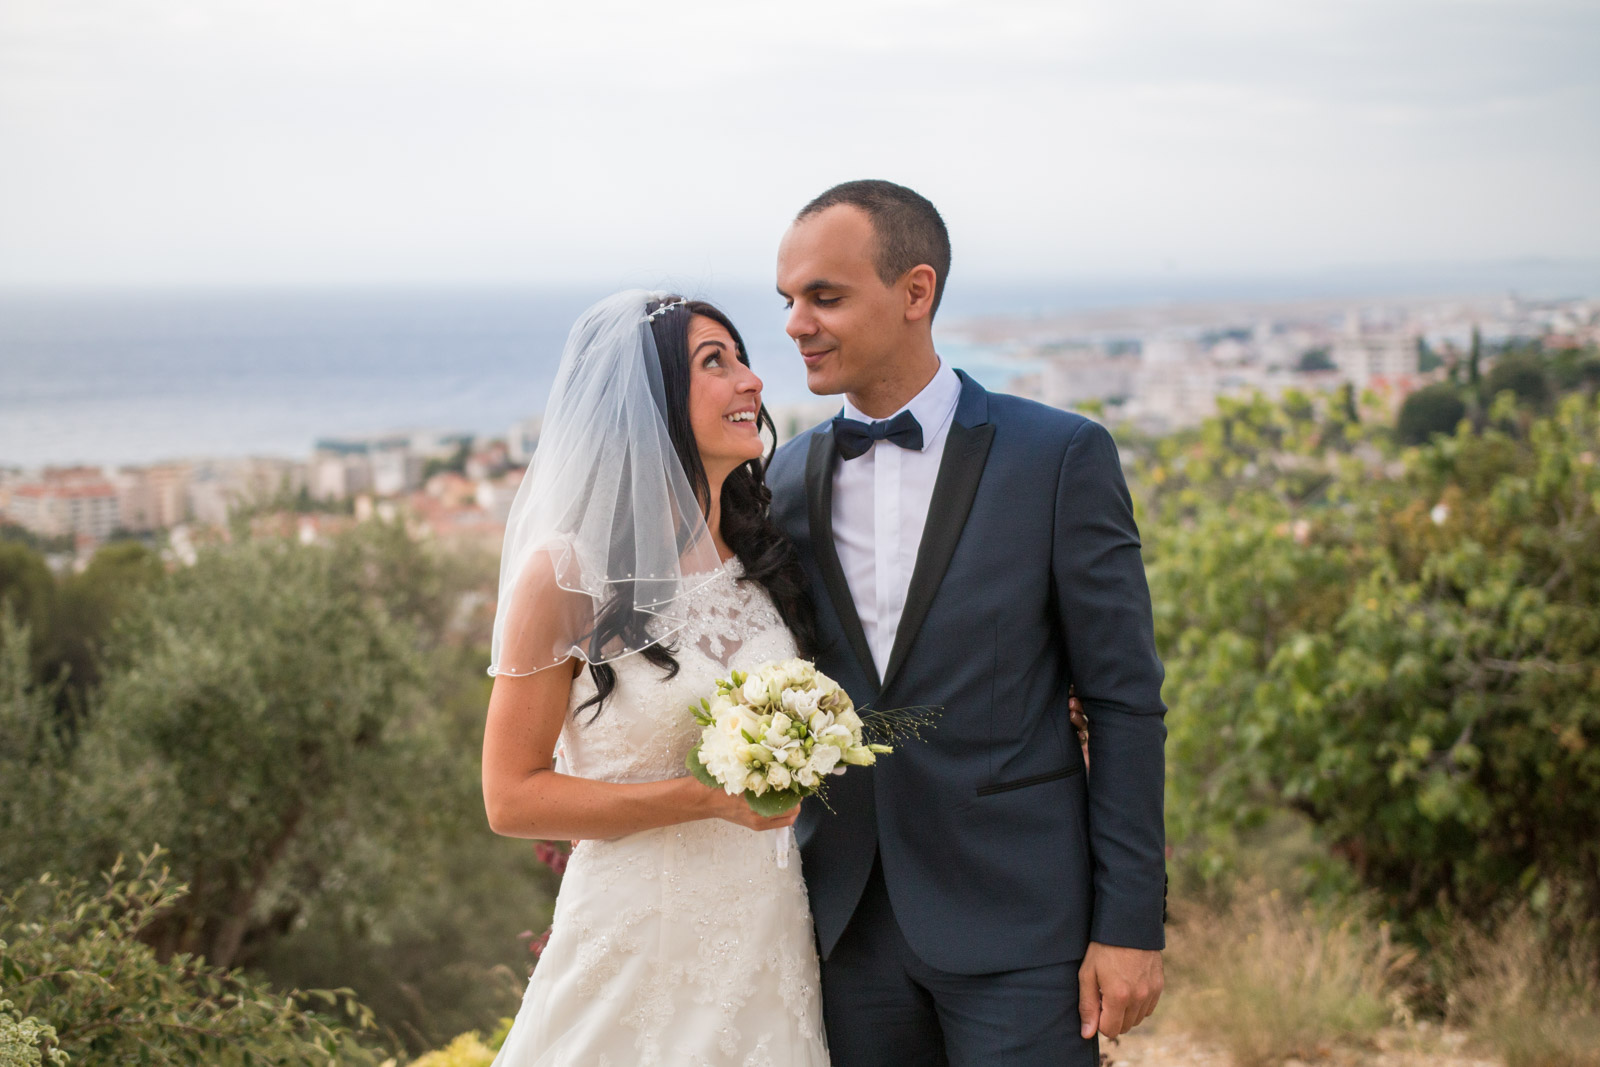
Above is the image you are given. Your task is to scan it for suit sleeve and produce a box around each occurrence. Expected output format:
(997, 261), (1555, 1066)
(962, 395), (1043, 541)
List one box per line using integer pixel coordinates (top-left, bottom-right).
(1051, 419), (1167, 951)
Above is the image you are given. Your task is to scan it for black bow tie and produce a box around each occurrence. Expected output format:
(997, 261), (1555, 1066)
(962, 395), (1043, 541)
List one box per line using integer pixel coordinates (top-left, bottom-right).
(832, 410), (925, 461)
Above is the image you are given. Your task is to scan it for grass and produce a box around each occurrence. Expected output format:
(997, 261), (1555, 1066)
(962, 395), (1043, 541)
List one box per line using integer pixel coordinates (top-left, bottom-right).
(1162, 886), (1416, 1067)
(1448, 908), (1600, 1067)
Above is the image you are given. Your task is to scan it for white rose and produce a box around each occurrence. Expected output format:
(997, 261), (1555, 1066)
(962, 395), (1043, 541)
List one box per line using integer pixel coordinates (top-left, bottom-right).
(785, 746), (807, 769)
(746, 770), (769, 795)
(766, 764), (792, 790)
(782, 687), (820, 718)
(742, 675), (767, 706)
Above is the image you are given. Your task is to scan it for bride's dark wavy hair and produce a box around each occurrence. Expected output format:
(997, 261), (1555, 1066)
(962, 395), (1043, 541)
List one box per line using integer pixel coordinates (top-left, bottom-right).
(573, 296), (817, 720)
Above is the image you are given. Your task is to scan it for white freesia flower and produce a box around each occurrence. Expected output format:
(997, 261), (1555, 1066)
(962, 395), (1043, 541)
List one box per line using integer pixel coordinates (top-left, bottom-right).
(763, 714), (793, 748)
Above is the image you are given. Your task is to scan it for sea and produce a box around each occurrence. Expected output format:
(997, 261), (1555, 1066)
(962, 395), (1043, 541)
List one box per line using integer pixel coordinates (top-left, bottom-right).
(3, 262), (1595, 468)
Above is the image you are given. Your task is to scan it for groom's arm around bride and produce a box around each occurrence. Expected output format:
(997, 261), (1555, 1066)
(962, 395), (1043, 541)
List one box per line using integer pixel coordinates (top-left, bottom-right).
(768, 180), (1166, 1065)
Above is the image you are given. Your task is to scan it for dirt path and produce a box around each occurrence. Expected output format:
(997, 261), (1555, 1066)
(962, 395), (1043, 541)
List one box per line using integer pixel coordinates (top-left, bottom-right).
(1103, 1024), (1501, 1067)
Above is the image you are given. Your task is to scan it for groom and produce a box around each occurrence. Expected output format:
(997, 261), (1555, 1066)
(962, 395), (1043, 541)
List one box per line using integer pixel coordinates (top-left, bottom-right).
(767, 180), (1167, 1065)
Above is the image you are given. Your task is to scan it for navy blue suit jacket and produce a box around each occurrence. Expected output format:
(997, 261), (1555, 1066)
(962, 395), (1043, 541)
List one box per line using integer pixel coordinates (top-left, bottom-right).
(767, 370), (1167, 975)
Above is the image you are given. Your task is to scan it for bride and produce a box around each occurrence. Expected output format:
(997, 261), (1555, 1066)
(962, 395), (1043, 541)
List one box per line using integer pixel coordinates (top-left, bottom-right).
(481, 290), (831, 1066)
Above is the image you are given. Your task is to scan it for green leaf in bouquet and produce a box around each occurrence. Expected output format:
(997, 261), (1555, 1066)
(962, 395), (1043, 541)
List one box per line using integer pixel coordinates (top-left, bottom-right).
(685, 746), (721, 790)
(746, 788), (803, 817)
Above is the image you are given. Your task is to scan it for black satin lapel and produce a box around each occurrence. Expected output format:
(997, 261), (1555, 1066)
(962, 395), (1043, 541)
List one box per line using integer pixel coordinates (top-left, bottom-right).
(805, 432), (881, 690)
(881, 420), (996, 694)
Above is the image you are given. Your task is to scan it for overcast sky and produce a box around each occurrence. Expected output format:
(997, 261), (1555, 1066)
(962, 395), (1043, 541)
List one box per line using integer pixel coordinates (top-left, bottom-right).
(1, 0), (1596, 289)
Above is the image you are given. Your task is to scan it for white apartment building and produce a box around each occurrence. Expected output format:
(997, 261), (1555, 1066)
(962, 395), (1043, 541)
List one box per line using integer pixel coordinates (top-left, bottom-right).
(370, 449), (425, 496)
(115, 463), (192, 531)
(1039, 351), (1137, 410)
(9, 481), (120, 540)
(311, 454), (373, 501)
(1332, 332), (1420, 390)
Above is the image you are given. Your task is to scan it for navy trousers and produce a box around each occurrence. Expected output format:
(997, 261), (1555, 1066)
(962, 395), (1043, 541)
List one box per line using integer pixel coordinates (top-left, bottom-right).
(820, 857), (1098, 1067)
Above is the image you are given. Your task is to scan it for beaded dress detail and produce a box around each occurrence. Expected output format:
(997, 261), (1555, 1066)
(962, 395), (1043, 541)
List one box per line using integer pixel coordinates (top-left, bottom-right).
(491, 560), (830, 1067)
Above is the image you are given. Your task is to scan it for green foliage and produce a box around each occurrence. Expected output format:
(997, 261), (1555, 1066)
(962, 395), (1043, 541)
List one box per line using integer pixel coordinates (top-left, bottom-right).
(0, 848), (382, 1066)
(0, 999), (67, 1067)
(1397, 383), (1467, 446)
(1297, 347), (1335, 373)
(62, 531), (444, 972)
(46, 541), (163, 714)
(1417, 337), (1443, 374)
(1549, 344), (1600, 395)
(408, 1031), (497, 1067)
(0, 544), (54, 671)
(0, 608), (70, 882)
(1484, 350), (1553, 411)
(0, 523), (546, 1054)
(1143, 389), (1600, 930)
(422, 441), (472, 481)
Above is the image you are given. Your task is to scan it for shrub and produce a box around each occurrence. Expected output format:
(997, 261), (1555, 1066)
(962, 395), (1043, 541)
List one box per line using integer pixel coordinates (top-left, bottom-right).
(1397, 383), (1467, 445)
(0, 848), (382, 1065)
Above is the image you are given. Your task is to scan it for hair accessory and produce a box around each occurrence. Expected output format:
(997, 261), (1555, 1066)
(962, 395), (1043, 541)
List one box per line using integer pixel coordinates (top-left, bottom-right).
(645, 298), (689, 323)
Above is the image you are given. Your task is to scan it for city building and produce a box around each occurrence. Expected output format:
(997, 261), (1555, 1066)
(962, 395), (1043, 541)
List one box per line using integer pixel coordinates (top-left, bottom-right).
(8, 477), (120, 540)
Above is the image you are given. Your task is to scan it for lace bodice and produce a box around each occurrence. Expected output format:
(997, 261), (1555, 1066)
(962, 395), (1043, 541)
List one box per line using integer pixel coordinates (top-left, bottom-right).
(560, 559), (798, 784)
(492, 559), (829, 1067)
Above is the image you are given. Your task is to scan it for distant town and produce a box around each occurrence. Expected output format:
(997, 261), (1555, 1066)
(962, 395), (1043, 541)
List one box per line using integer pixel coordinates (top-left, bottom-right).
(4, 292), (1595, 572)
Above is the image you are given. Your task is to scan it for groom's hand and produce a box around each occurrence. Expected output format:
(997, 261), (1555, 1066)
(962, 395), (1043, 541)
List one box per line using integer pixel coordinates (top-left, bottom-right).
(1067, 688), (1089, 768)
(1078, 942), (1163, 1040)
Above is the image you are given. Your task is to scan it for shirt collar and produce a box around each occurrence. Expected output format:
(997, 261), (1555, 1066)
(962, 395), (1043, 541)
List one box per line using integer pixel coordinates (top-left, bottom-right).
(841, 359), (962, 451)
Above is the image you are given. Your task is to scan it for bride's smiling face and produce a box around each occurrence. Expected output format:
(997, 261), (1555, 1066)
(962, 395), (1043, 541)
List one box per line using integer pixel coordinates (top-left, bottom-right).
(686, 314), (765, 476)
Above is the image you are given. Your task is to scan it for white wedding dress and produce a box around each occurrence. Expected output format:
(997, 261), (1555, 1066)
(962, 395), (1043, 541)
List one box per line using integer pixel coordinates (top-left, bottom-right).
(492, 560), (831, 1067)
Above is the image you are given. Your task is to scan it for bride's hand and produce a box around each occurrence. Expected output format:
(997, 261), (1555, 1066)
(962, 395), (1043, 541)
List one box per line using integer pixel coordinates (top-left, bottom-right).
(691, 780), (801, 832)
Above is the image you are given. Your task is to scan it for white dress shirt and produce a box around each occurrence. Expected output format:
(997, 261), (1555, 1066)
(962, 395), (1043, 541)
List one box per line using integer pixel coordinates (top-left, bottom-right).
(832, 359), (963, 677)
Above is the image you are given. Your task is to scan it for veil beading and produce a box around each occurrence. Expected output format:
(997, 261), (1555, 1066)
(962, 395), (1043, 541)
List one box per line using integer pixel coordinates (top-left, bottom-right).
(488, 290), (723, 678)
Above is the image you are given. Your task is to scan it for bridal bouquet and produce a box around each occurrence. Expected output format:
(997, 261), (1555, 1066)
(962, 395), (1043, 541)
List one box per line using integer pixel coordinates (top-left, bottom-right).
(686, 658), (888, 818)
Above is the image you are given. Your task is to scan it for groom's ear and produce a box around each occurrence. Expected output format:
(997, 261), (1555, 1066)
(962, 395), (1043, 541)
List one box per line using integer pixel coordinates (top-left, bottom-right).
(902, 263), (938, 324)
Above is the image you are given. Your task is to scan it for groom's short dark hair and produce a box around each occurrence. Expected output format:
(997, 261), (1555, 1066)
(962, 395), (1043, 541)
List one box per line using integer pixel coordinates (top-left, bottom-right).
(797, 179), (951, 318)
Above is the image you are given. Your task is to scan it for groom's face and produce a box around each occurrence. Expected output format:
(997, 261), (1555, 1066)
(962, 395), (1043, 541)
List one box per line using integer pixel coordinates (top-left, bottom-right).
(776, 204), (905, 399)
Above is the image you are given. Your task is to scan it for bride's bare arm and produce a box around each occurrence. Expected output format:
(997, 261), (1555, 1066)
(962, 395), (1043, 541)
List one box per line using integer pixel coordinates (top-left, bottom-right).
(481, 556), (796, 841)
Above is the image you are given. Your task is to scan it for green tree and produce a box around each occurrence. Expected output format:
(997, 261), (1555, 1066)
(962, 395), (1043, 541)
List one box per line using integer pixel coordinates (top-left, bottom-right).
(1397, 384), (1468, 446)
(1483, 350), (1552, 411)
(1297, 348), (1336, 373)
(1417, 337), (1443, 373)
(0, 608), (71, 883)
(0, 544), (55, 676)
(1145, 391), (1600, 930)
(61, 533), (449, 971)
(45, 541), (164, 723)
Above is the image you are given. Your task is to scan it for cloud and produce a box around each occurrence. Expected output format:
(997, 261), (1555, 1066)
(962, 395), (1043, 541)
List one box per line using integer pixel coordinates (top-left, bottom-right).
(0, 0), (1595, 286)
